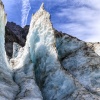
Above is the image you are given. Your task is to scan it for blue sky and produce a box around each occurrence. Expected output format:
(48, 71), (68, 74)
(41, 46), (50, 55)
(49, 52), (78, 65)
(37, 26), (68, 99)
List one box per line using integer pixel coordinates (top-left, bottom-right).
(2, 0), (100, 42)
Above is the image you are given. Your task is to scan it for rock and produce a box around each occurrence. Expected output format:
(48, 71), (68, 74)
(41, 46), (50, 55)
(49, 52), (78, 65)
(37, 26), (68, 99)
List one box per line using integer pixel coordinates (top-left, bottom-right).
(23, 25), (29, 39)
(6, 22), (25, 44)
(5, 22), (29, 59)
(5, 26), (23, 59)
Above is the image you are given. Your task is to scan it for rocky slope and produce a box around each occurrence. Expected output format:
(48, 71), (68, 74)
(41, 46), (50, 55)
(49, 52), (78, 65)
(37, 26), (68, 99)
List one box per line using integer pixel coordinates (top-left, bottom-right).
(5, 22), (29, 59)
(0, 0), (100, 100)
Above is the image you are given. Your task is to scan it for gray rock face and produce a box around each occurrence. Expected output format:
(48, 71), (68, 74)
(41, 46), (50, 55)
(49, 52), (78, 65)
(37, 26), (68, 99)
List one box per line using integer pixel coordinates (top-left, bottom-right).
(5, 22), (29, 59)
(6, 22), (25, 45)
(5, 27), (22, 59)
(0, 0), (100, 100)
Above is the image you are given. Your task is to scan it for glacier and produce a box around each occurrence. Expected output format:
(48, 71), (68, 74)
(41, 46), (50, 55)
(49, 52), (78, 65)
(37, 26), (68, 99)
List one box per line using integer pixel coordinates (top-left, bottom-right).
(25, 4), (76, 100)
(0, 1), (18, 99)
(12, 4), (76, 100)
(0, 0), (100, 100)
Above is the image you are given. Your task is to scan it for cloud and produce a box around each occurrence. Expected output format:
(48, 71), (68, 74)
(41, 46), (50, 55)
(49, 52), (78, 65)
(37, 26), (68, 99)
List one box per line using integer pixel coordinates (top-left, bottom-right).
(2, 0), (100, 42)
(55, 0), (100, 42)
(21, 0), (31, 27)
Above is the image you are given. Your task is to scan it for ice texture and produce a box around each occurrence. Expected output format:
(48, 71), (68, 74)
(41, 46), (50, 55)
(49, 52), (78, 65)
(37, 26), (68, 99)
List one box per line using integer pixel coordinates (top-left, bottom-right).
(23, 4), (76, 100)
(0, 1), (19, 99)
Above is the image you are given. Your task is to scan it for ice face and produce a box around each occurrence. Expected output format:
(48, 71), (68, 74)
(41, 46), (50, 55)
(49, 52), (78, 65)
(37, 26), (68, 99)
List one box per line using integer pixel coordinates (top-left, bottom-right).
(23, 4), (76, 100)
(0, 0), (8, 70)
(0, 1), (19, 99)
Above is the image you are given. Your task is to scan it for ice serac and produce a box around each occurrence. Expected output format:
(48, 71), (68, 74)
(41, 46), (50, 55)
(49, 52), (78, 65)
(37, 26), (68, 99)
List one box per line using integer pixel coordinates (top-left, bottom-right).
(11, 7), (43, 100)
(11, 41), (43, 100)
(55, 30), (100, 99)
(62, 43), (100, 95)
(24, 3), (76, 100)
(56, 32), (100, 95)
(11, 39), (43, 99)
(0, 1), (18, 99)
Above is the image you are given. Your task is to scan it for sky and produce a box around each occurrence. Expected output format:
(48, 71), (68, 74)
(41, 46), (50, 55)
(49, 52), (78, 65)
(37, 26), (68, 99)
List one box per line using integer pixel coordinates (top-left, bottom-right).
(2, 0), (100, 42)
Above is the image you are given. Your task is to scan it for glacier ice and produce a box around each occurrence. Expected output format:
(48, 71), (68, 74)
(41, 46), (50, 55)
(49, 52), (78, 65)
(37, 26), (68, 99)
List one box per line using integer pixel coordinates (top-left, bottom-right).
(13, 42), (22, 58)
(22, 3), (76, 100)
(0, 1), (42, 100)
(0, 1), (19, 99)
(11, 3), (76, 100)
(5, 2), (100, 100)
(0, 0), (100, 99)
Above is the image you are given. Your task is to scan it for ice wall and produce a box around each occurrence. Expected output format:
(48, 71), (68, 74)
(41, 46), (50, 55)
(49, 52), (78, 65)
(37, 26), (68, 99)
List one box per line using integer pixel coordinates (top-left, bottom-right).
(11, 5), (43, 100)
(0, 1), (19, 99)
(23, 4), (76, 100)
